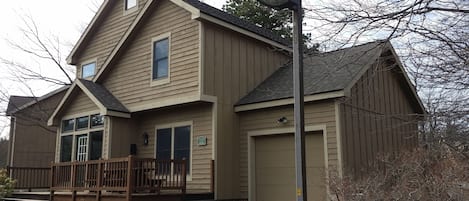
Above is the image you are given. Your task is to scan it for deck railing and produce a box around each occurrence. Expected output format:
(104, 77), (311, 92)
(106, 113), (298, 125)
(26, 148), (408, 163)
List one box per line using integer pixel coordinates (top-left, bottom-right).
(6, 166), (50, 190)
(50, 156), (187, 197)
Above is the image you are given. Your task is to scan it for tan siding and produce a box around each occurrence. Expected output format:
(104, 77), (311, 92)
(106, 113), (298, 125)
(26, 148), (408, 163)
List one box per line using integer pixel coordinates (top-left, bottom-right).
(203, 23), (289, 98)
(239, 101), (337, 197)
(109, 117), (136, 158)
(340, 60), (419, 177)
(62, 91), (99, 117)
(202, 22), (289, 199)
(135, 103), (213, 192)
(9, 91), (65, 167)
(75, 0), (149, 77)
(102, 0), (200, 109)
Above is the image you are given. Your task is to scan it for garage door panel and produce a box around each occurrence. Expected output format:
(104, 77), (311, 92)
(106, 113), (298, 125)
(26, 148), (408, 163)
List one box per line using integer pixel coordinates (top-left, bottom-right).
(256, 167), (295, 184)
(255, 150), (295, 167)
(254, 132), (326, 201)
(257, 184), (295, 201)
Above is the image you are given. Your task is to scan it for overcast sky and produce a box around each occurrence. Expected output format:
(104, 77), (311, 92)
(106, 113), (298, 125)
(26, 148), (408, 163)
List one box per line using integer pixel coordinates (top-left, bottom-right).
(0, 0), (224, 138)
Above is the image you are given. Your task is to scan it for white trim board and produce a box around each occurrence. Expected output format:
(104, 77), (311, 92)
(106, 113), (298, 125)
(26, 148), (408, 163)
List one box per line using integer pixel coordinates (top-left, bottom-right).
(235, 91), (345, 112)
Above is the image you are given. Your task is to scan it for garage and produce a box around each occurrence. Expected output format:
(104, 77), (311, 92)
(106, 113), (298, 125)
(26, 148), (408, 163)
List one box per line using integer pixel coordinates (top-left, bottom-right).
(254, 131), (326, 201)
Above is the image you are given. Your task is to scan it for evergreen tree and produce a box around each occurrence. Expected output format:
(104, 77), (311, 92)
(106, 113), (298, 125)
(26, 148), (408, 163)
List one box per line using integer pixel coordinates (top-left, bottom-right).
(223, 0), (317, 51)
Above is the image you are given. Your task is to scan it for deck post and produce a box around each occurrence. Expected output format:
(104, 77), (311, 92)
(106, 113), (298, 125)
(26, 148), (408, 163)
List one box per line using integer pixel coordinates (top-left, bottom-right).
(49, 163), (55, 201)
(181, 159), (187, 201)
(96, 160), (102, 201)
(71, 162), (77, 201)
(6, 166), (11, 177)
(210, 159), (214, 193)
(126, 155), (134, 201)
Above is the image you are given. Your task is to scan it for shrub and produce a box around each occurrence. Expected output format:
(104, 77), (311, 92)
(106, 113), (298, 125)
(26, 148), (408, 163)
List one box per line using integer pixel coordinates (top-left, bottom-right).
(0, 169), (15, 198)
(329, 147), (469, 201)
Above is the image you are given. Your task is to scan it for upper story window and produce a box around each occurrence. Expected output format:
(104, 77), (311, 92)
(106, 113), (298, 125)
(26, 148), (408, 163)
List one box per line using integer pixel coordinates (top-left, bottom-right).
(81, 62), (96, 79)
(125, 0), (137, 10)
(151, 33), (171, 86)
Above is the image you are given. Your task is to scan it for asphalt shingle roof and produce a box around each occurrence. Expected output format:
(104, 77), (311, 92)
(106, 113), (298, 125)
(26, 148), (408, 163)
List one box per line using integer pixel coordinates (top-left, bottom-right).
(184, 0), (291, 47)
(79, 79), (129, 113)
(236, 41), (386, 106)
(6, 96), (36, 115)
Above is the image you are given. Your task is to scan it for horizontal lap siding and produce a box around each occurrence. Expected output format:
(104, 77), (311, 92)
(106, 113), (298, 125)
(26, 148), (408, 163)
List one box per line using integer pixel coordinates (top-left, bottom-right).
(102, 0), (199, 109)
(62, 91), (99, 117)
(340, 61), (419, 177)
(239, 101), (337, 197)
(136, 103), (213, 192)
(76, 0), (147, 76)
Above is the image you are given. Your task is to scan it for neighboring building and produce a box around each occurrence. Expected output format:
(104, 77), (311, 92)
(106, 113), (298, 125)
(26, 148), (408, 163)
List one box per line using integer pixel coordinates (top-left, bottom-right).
(6, 87), (68, 168)
(37, 0), (426, 201)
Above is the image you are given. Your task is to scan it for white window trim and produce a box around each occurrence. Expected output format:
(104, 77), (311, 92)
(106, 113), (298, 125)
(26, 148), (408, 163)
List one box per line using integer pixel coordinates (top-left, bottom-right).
(80, 59), (97, 79)
(123, 0), (138, 15)
(59, 113), (105, 162)
(154, 121), (193, 181)
(150, 32), (171, 87)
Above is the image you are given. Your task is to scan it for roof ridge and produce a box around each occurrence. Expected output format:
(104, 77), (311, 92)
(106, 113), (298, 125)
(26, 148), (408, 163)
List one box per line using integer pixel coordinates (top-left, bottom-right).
(183, 0), (291, 46)
(317, 40), (388, 56)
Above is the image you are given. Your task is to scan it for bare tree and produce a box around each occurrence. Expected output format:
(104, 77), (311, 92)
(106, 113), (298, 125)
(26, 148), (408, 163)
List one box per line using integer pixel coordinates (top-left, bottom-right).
(0, 13), (77, 139)
(1, 14), (74, 86)
(306, 0), (468, 149)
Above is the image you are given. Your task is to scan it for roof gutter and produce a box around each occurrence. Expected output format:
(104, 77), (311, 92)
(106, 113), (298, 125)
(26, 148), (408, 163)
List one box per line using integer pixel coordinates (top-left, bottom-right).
(234, 90), (345, 112)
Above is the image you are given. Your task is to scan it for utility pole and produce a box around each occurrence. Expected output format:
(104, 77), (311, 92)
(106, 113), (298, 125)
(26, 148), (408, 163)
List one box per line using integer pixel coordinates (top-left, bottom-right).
(257, 1), (306, 200)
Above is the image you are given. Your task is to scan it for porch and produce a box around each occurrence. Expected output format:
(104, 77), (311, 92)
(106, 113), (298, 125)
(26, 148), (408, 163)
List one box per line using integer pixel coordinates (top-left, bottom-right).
(6, 156), (215, 201)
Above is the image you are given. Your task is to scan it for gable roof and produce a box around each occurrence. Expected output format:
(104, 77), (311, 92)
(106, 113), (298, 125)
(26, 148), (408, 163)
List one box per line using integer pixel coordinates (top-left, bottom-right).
(236, 41), (425, 114)
(48, 79), (129, 126)
(237, 41), (385, 106)
(6, 86), (69, 116)
(68, 0), (291, 66)
(6, 96), (35, 116)
(78, 79), (128, 113)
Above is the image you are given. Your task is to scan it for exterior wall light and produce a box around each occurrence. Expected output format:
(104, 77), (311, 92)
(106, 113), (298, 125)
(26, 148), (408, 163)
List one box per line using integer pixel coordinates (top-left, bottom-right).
(143, 132), (149, 146)
(277, 116), (288, 124)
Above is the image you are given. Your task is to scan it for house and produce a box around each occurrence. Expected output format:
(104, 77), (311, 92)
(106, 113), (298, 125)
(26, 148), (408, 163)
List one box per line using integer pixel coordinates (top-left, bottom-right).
(6, 87), (67, 168)
(5, 87), (67, 192)
(5, 0), (424, 200)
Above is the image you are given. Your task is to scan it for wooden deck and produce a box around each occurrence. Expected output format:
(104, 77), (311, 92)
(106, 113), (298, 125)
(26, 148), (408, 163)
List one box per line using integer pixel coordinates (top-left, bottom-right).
(5, 156), (215, 201)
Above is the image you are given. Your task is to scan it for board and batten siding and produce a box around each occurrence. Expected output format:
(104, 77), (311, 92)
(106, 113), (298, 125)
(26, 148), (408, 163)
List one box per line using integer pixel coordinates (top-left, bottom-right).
(135, 103), (213, 192)
(102, 0), (200, 110)
(108, 117), (136, 159)
(9, 92), (64, 167)
(202, 21), (290, 199)
(75, 0), (148, 77)
(340, 59), (419, 177)
(239, 101), (337, 198)
(203, 22), (289, 100)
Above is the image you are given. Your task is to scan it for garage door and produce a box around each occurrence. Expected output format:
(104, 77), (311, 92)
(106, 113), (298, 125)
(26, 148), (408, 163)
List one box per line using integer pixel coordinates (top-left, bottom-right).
(254, 132), (326, 201)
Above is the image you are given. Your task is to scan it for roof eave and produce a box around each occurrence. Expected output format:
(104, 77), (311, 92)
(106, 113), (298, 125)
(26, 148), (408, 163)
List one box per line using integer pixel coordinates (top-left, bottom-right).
(234, 90), (345, 112)
(384, 43), (426, 114)
(195, 13), (292, 52)
(67, 0), (111, 65)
